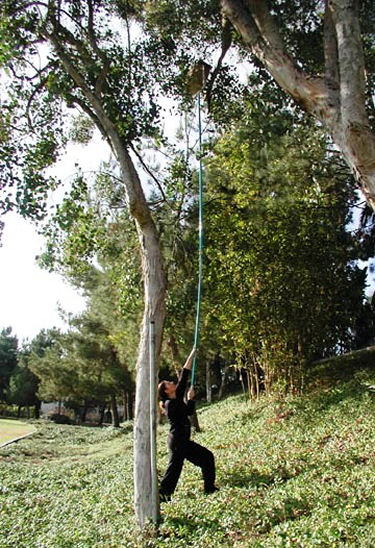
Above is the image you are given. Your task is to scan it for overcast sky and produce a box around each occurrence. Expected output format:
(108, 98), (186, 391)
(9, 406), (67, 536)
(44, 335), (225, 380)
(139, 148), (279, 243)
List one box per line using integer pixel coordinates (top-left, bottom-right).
(0, 137), (106, 344)
(0, 212), (86, 343)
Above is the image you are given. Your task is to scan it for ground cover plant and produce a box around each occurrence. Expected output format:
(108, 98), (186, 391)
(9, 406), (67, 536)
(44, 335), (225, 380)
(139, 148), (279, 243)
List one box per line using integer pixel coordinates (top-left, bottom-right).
(0, 364), (374, 547)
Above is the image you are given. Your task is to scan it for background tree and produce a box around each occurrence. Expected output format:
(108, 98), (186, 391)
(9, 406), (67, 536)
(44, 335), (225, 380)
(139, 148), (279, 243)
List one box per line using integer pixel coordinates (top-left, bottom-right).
(27, 329), (69, 403)
(27, 265), (136, 426)
(204, 100), (367, 393)
(0, 327), (18, 403)
(8, 353), (41, 418)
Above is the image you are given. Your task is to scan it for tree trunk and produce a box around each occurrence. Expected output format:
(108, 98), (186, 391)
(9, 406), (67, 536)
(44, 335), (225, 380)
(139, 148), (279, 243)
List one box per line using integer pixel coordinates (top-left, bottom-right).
(45, 29), (167, 528)
(34, 401), (41, 419)
(81, 401), (88, 424)
(220, 0), (375, 210)
(190, 410), (201, 433)
(133, 285), (165, 527)
(218, 365), (229, 400)
(117, 152), (166, 528)
(206, 360), (212, 403)
(110, 394), (120, 428)
(98, 404), (105, 426)
(123, 391), (129, 421)
(239, 369), (246, 395)
(127, 391), (133, 421)
(168, 333), (180, 369)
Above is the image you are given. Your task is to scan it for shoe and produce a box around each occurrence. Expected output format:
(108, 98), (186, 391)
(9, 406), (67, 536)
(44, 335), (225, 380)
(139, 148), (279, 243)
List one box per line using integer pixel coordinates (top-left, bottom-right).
(159, 493), (171, 503)
(204, 486), (219, 494)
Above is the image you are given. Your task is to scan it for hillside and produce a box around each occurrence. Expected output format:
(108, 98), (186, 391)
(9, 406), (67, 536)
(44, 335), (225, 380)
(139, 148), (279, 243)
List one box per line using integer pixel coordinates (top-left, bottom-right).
(0, 364), (374, 547)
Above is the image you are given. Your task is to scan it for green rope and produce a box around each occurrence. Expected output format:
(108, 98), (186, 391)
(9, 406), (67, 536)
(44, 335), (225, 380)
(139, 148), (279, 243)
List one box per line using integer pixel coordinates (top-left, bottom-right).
(191, 93), (204, 386)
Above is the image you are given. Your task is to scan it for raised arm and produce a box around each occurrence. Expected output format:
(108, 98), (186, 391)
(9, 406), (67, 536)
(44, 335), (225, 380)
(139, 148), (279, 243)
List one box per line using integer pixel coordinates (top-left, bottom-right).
(183, 347), (196, 370)
(175, 348), (196, 399)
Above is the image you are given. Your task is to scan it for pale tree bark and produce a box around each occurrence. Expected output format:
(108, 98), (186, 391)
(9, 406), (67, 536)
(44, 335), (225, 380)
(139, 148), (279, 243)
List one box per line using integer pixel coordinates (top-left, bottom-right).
(95, 131), (166, 528)
(95, 118), (166, 530)
(42, 18), (167, 529)
(220, 0), (375, 210)
(206, 360), (212, 403)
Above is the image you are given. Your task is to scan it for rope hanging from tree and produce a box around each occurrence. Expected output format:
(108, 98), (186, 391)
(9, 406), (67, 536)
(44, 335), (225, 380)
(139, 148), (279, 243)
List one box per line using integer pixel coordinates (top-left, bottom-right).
(186, 61), (210, 386)
(191, 91), (204, 386)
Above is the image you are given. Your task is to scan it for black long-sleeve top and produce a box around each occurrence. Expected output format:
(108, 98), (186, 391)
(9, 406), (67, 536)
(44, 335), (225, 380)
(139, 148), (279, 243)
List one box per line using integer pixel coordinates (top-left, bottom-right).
(165, 368), (195, 440)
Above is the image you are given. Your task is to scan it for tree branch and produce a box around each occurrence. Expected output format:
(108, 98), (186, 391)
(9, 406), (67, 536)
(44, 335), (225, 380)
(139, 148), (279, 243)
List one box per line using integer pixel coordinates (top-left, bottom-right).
(330, 0), (368, 126)
(205, 17), (233, 111)
(324, 0), (340, 88)
(129, 144), (168, 203)
(87, 0), (111, 97)
(69, 95), (111, 147)
(220, 0), (331, 120)
(246, 0), (284, 51)
(26, 72), (52, 130)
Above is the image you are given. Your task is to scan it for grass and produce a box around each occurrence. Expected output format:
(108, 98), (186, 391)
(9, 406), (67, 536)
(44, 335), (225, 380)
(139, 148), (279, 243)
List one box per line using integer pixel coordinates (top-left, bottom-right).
(0, 418), (36, 445)
(0, 365), (374, 547)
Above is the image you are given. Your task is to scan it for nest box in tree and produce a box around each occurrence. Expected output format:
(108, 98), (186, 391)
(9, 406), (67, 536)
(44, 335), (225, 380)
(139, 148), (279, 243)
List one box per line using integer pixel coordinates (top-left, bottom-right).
(187, 61), (212, 96)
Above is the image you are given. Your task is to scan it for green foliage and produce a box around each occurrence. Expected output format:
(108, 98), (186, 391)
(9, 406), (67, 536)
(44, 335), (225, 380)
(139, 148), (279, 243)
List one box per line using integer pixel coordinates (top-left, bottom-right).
(203, 103), (366, 392)
(8, 364), (40, 409)
(0, 0), (165, 228)
(1, 363), (374, 546)
(28, 305), (135, 406)
(0, 327), (18, 402)
(26, 329), (72, 402)
(69, 114), (95, 144)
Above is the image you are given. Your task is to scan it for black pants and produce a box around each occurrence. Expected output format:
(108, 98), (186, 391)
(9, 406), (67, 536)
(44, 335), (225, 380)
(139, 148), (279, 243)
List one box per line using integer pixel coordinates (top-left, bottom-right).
(160, 434), (215, 496)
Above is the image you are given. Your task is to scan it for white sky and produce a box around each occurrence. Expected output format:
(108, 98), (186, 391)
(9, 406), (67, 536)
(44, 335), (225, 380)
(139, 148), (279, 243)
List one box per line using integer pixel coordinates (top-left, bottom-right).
(0, 91), (185, 345)
(0, 137), (108, 344)
(0, 212), (86, 343)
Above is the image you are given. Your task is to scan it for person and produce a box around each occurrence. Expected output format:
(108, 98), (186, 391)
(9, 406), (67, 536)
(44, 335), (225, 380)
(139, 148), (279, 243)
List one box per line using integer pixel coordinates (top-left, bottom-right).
(158, 347), (218, 501)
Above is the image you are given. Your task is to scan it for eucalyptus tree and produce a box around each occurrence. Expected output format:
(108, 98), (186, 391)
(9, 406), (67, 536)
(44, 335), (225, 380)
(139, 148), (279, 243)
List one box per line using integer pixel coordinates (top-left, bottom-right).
(140, 0), (375, 210)
(0, 0), (166, 525)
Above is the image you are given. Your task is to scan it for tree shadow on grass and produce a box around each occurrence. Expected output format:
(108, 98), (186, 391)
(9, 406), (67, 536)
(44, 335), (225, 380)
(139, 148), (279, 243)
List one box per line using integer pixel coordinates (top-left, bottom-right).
(220, 460), (314, 490)
(221, 467), (277, 489)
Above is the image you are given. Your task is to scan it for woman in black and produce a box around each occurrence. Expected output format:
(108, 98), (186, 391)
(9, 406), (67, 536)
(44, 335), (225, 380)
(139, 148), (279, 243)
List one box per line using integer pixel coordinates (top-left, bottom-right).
(158, 348), (218, 501)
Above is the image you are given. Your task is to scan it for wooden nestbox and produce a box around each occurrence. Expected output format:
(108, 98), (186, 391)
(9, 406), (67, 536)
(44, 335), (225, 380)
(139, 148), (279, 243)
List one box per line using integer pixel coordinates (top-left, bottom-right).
(187, 61), (212, 96)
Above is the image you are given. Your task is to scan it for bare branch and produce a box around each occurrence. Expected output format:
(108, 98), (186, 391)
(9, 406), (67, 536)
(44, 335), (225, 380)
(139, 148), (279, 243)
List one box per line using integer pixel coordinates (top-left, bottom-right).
(129, 144), (168, 203)
(26, 73), (52, 130)
(87, 0), (106, 61)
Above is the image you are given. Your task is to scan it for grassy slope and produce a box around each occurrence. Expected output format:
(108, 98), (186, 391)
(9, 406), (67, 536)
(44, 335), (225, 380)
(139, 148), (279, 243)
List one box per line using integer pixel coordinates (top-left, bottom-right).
(0, 366), (374, 547)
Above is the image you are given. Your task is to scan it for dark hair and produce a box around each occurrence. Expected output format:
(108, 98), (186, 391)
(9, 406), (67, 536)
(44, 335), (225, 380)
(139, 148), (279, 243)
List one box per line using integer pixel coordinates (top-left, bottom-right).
(158, 381), (168, 403)
(158, 381), (168, 415)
